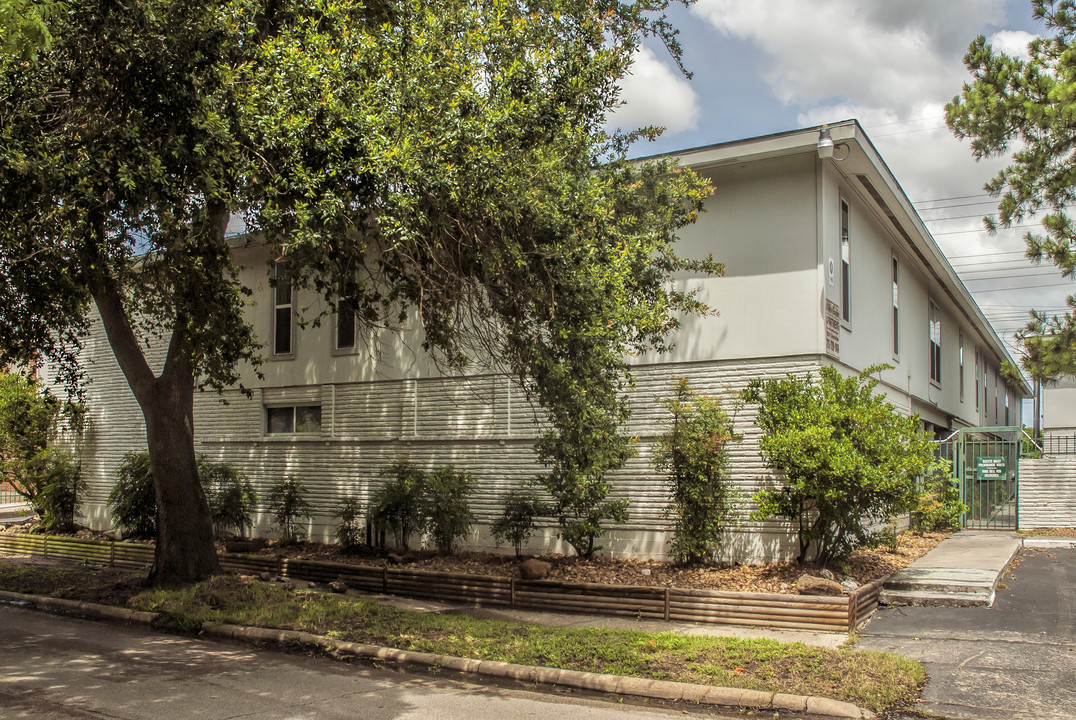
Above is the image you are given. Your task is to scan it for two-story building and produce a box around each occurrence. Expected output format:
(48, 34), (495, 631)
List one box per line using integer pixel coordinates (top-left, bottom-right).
(59, 120), (1029, 561)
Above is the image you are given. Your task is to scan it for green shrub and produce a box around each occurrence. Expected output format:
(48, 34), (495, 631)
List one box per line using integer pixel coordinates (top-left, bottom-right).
(267, 477), (313, 545)
(334, 496), (365, 553)
(28, 448), (84, 532)
(372, 461), (426, 549)
(742, 365), (936, 563)
(420, 466), (475, 554)
(654, 378), (739, 564)
(108, 451), (156, 538)
(199, 458), (257, 539)
(912, 464), (967, 533)
(491, 488), (546, 556)
(0, 373), (84, 516)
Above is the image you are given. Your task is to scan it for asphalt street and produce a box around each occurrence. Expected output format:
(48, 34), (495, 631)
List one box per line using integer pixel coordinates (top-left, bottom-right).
(858, 546), (1076, 720)
(0, 604), (740, 720)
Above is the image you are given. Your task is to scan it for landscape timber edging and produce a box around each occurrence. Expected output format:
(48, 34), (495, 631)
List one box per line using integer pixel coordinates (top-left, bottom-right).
(0, 533), (880, 634)
(0, 588), (876, 719)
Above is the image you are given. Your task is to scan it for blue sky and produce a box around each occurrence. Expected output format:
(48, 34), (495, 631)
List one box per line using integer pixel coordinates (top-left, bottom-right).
(613, 0), (1068, 416)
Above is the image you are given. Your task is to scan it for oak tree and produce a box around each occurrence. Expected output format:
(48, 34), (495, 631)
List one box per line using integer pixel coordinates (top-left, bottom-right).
(0, 0), (718, 582)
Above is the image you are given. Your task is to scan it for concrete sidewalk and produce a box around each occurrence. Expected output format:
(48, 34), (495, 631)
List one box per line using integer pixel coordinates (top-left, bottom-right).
(879, 531), (1022, 607)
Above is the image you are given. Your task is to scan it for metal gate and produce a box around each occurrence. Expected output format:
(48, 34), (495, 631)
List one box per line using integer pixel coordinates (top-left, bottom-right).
(935, 426), (1021, 530)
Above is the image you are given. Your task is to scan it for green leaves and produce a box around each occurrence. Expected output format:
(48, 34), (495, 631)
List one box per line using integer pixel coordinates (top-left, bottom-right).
(742, 367), (935, 563)
(947, 1), (1076, 380)
(1, 1), (714, 566)
(654, 378), (739, 564)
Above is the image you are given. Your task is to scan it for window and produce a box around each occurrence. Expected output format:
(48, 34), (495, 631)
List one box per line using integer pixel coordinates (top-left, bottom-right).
(267, 405), (322, 434)
(974, 350), (981, 412)
(1004, 389), (1010, 425)
(841, 200), (851, 323)
(272, 267), (294, 357)
(891, 257), (899, 356)
(928, 301), (941, 384)
(335, 286), (356, 352)
(959, 330), (965, 402)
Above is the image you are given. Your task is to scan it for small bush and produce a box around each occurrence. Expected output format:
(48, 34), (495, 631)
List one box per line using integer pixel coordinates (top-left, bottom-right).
(267, 477), (313, 545)
(913, 464), (967, 533)
(199, 458), (257, 539)
(654, 378), (739, 564)
(372, 461), (426, 549)
(334, 496), (365, 553)
(491, 488), (546, 556)
(420, 466), (475, 554)
(108, 451), (156, 538)
(29, 448), (84, 532)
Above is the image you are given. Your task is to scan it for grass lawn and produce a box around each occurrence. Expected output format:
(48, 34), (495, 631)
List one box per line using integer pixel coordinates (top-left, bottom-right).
(0, 561), (925, 714)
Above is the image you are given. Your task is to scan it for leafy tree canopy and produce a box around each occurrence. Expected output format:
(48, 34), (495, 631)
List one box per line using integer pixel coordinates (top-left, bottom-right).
(0, 0), (717, 582)
(947, 0), (1076, 381)
(741, 366), (936, 564)
(0, 0), (61, 59)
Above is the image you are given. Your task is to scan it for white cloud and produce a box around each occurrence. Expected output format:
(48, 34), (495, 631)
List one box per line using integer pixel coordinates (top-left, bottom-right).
(610, 47), (700, 135)
(692, 0), (1007, 115)
(988, 29), (1036, 60)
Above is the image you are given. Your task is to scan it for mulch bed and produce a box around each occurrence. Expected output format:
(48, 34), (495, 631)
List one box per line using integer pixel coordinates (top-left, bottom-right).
(0, 519), (948, 595)
(242, 532), (948, 594)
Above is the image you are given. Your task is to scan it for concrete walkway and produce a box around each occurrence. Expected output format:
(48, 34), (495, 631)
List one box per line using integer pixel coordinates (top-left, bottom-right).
(879, 531), (1022, 607)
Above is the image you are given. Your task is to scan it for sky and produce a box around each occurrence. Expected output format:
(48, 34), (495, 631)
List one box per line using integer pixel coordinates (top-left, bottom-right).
(611, 0), (1071, 422)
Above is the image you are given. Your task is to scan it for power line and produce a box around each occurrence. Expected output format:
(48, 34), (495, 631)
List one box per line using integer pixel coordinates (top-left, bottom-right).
(912, 192), (994, 204)
(948, 250), (1030, 259)
(965, 280), (1075, 291)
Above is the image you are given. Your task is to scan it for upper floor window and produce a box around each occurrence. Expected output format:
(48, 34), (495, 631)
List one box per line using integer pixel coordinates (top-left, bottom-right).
(335, 283), (356, 352)
(974, 350), (981, 412)
(959, 329), (965, 402)
(891, 257), (899, 356)
(841, 200), (851, 324)
(272, 266), (294, 357)
(929, 301), (942, 384)
(1004, 389), (1010, 425)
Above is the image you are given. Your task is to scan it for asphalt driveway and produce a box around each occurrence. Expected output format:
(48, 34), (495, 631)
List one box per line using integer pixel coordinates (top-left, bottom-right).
(857, 546), (1076, 719)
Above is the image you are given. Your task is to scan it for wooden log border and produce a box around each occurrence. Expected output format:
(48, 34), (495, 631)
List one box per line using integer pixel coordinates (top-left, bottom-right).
(0, 535), (882, 634)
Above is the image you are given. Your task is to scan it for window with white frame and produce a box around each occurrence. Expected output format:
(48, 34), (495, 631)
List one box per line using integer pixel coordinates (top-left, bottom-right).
(959, 329), (965, 402)
(266, 405), (322, 434)
(272, 267), (294, 357)
(892, 257), (899, 356)
(928, 301), (941, 384)
(841, 199), (851, 324)
(975, 349), (981, 412)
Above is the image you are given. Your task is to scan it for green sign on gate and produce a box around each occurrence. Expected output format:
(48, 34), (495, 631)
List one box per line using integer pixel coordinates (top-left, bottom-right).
(976, 456), (1007, 481)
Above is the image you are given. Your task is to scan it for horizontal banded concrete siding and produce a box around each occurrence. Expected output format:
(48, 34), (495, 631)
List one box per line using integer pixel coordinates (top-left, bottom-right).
(50, 318), (817, 561)
(1019, 456), (1076, 528)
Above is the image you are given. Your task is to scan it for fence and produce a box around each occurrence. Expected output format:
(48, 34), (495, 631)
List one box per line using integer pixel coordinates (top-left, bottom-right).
(0, 534), (880, 634)
(1041, 433), (1076, 456)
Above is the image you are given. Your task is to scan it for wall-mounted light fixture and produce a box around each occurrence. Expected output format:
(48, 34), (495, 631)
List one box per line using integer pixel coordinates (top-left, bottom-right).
(817, 126), (850, 161)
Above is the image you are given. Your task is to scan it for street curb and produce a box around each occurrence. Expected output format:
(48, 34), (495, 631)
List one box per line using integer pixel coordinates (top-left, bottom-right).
(1022, 537), (1076, 549)
(0, 590), (876, 719)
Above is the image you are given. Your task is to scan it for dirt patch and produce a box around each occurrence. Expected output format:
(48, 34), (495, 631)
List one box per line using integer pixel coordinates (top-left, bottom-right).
(0, 555), (145, 605)
(246, 531), (948, 594)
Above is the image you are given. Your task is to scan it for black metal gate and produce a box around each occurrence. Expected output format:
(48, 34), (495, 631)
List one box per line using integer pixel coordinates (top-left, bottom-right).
(935, 426), (1021, 530)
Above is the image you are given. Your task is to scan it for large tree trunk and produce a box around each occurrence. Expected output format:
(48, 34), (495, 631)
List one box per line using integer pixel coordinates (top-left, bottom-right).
(91, 285), (220, 585)
(141, 364), (220, 585)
